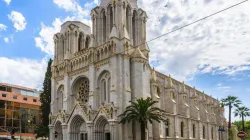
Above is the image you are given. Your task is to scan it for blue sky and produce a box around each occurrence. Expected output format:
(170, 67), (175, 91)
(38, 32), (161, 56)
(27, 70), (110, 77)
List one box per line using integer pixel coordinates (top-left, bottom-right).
(0, 0), (250, 121)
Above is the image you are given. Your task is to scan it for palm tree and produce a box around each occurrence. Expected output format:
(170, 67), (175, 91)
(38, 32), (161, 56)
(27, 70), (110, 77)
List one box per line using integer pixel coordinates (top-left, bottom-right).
(234, 106), (250, 131)
(221, 96), (241, 129)
(119, 97), (166, 140)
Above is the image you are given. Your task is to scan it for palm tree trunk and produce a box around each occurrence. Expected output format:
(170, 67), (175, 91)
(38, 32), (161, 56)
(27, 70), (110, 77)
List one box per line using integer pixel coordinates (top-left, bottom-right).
(242, 113), (245, 132)
(229, 103), (232, 129)
(141, 122), (146, 140)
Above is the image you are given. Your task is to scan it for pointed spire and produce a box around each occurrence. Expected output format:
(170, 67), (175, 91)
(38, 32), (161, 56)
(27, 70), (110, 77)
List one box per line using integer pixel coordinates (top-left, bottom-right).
(151, 68), (157, 82)
(121, 25), (130, 40)
(181, 81), (186, 94)
(109, 25), (118, 39)
(89, 35), (96, 48)
(166, 74), (173, 89)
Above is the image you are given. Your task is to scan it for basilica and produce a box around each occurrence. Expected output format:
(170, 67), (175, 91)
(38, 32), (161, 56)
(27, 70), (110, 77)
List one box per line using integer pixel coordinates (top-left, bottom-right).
(49, 0), (228, 140)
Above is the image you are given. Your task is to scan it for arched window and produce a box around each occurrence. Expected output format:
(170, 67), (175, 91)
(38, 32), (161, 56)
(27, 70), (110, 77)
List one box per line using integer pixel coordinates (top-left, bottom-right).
(102, 11), (106, 43)
(101, 79), (107, 101)
(78, 34), (82, 51)
(57, 86), (64, 112)
(171, 92), (176, 100)
(193, 124), (196, 138)
(211, 127), (214, 139)
(156, 87), (160, 98)
(132, 11), (137, 46)
(203, 125), (206, 139)
(109, 6), (113, 32)
(85, 37), (90, 49)
(98, 72), (111, 106)
(126, 6), (131, 34)
(165, 119), (170, 137)
(181, 121), (184, 137)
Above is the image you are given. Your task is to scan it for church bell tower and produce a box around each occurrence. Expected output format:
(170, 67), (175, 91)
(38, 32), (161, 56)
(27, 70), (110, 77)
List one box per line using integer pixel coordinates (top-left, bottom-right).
(91, 0), (149, 56)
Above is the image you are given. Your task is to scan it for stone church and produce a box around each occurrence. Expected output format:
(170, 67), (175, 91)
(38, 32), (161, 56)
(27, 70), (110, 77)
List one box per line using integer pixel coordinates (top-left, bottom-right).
(49, 0), (228, 139)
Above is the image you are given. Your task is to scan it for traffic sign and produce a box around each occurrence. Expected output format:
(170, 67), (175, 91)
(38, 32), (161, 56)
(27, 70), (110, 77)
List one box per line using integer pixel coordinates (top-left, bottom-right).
(237, 131), (246, 139)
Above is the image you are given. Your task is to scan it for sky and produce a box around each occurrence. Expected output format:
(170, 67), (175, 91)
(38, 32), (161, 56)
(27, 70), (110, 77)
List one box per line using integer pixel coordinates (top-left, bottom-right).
(0, 0), (249, 121)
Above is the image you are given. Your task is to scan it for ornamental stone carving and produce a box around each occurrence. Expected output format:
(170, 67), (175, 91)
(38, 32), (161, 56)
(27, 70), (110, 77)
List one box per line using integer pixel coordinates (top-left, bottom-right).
(75, 78), (90, 104)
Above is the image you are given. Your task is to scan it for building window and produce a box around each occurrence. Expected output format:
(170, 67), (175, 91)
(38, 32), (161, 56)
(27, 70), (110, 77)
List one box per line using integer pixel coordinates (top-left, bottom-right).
(78, 34), (82, 51)
(211, 127), (214, 139)
(181, 121), (184, 137)
(75, 78), (89, 104)
(165, 119), (170, 137)
(80, 133), (87, 140)
(2, 94), (7, 98)
(33, 99), (37, 102)
(23, 97), (27, 101)
(13, 96), (17, 99)
(132, 10), (137, 46)
(85, 37), (90, 49)
(99, 72), (111, 105)
(203, 125), (206, 139)
(193, 124), (196, 138)
(102, 10), (106, 43)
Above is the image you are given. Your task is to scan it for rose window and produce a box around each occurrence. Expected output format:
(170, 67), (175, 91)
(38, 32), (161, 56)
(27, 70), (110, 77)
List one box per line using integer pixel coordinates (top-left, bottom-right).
(76, 78), (89, 104)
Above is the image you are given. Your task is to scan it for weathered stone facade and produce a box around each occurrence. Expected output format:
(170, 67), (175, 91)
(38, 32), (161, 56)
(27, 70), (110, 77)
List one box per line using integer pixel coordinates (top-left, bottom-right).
(49, 0), (228, 140)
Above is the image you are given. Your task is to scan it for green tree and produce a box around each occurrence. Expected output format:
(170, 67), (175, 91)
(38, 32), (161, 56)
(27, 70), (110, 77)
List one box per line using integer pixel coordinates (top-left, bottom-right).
(233, 120), (250, 140)
(221, 96), (241, 129)
(119, 97), (166, 140)
(36, 59), (52, 138)
(234, 106), (250, 131)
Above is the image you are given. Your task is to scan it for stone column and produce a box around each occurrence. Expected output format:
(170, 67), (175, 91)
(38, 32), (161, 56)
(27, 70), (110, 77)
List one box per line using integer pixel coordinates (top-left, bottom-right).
(62, 124), (68, 140)
(174, 116), (179, 139)
(49, 125), (54, 140)
(87, 121), (94, 140)
(109, 120), (119, 140)
(188, 119), (191, 139)
(198, 121), (201, 140)
(88, 65), (96, 109)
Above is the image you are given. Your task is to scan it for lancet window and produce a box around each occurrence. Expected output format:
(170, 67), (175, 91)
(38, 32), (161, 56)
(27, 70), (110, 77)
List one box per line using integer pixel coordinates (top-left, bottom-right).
(132, 11), (137, 46)
(98, 71), (111, 106)
(181, 121), (184, 137)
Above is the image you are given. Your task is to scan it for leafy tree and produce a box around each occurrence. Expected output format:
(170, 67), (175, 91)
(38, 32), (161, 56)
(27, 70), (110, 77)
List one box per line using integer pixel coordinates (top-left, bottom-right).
(36, 59), (52, 138)
(119, 97), (166, 140)
(221, 96), (241, 129)
(233, 120), (250, 140)
(234, 106), (250, 131)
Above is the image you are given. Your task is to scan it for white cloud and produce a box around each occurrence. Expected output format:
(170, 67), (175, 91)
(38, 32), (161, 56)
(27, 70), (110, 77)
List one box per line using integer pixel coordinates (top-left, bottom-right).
(216, 83), (231, 91)
(138, 0), (250, 80)
(0, 24), (7, 31)
(35, 17), (92, 55)
(3, 37), (9, 43)
(3, 0), (11, 5)
(0, 57), (48, 89)
(35, 0), (96, 55)
(53, 0), (95, 19)
(8, 11), (27, 31)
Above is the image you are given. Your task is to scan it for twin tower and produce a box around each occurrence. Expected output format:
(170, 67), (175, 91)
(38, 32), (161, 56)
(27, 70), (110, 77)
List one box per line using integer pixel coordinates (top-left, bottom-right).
(53, 0), (149, 65)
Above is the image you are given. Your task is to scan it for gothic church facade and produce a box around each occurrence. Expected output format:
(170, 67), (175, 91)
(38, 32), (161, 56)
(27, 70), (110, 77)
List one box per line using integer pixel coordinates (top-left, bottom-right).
(49, 0), (228, 140)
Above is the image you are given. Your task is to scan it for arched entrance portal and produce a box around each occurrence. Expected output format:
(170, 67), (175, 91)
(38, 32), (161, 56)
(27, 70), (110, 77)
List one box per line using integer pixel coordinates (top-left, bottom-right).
(70, 115), (87, 140)
(94, 116), (111, 140)
(55, 121), (63, 140)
